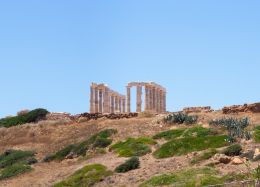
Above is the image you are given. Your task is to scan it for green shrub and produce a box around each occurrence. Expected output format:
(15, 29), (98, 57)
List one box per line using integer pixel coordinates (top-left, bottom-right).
(153, 129), (185, 140)
(191, 149), (218, 164)
(44, 129), (117, 162)
(53, 164), (112, 187)
(115, 157), (140, 173)
(153, 135), (228, 159)
(153, 127), (217, 140)
(254, 130), (260, 143)
(110, 137), (156, 157)
(209, 117), (250, 142)
(0, 150), (35, 168)
(182, 127), (217, 138)
(0, 149), (37, 180)
(0, 163), (32, 180)
(223, 144), (242, 156)
(0, 108), (49, 128)
(163, 113), (198, 125)
(140, 167), (247, 187)
(93, 137), (112, 148)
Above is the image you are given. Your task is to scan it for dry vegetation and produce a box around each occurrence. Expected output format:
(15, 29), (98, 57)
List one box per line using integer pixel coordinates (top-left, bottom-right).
(1, 110), (260, 186)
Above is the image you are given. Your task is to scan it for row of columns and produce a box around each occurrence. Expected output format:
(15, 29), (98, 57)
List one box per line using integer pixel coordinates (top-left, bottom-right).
(90, 83), (126, 114)
(127, 82), (166, 113)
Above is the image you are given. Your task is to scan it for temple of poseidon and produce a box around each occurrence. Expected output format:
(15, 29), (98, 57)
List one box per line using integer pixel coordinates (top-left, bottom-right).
(89, 82), (166, 114)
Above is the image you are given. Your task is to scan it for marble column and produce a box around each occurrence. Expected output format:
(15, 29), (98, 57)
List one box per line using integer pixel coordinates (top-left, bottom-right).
(149, 87), (153, 112)
(110, 95), (114, 113)
(122, 97), (126, 113)
(145, 86), (149, 111)
(136, 85), (142, 113)
(163, 91), (166, 112)
(90, 86), (94, 113)
(115, 96), (119, 113)
(152, 87), (156, 112)
(154, 88), (157, 113)
(156, 88), (160, 113)
(103, 88), (109, 113)
(159, 90), (163, 113)
(94, 87), (99, 113)
(119, 97), (122, 113)
(127, 86), (131, 113)
(98, 89), (103, 113)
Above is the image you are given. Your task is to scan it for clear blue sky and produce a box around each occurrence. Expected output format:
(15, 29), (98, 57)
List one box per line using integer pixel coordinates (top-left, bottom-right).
(0, 1), (260, 117)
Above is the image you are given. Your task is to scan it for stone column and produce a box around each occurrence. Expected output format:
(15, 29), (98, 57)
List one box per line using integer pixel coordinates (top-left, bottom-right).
(94, 87), (99, 113)
(152, 87), (156, 112)
(90, 86), (94, 113)
(163, 91), (166, 112)
(122, 97), (126, 113)
(115, 96), (119, 113)
(136, 85), (142, 113)
(149, 87), (153, 112)
(98, 89), (103, 113)
(145, 86), (149, 111)
(103, 88), (109, 113)
(156, 88), (160, 113)
(159, 90), (163, 113)
(110, 95), (114, 113)
(154, 88), (157, 113)
(119, 97), (122, 113)
(127, 86), (131, 113)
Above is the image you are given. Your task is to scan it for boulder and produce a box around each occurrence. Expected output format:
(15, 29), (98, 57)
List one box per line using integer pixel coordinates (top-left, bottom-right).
(254, 148), (260, 158)
(240, 150), (254, 160)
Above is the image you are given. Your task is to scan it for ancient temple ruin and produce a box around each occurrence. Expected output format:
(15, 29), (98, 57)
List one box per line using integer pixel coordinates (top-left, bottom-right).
(127, 82), (166, 113)
(89, 82), (166, 114)
(90, 83), (126, 113)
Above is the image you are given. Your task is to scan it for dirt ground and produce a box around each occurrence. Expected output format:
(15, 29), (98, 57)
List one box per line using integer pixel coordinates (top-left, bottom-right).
(0, 111), (260, 187)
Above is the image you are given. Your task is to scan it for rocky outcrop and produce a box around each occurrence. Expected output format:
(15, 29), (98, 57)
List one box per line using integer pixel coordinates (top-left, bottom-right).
(75, 112), (138, 121)
(222, 103), (260, 114)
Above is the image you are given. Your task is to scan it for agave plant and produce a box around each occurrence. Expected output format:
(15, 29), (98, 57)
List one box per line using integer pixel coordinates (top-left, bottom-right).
(209, 117), (250, 142)
(164, 113), (198, 125)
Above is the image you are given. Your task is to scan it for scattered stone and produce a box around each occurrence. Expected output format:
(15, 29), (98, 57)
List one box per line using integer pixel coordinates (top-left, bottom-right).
(231, 157), (244, 165)
(213, 154), (231, 164)
(254, 148), (260, 158)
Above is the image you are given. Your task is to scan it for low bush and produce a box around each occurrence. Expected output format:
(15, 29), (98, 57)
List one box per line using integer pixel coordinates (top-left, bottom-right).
(153, 135), (229, 159)
(110, 137), (156, 157)
(191, 149), (218, 164)
(223, 144), (242, 156)
(0, 163), (32, 180)
(115, 157), (140, 173)
(44, 129), (117, 162)
(153, 129), (185, 140)
(0, 108), (49, 128)
(53, 164), (112, 187)
(153, 127), (217, 140)
(163, 113), (198, 125)
(0, 150), (35, 168)
(254, 129), (260, 143)
(140, 167), (247, 187)
(0, 149), (37, 180)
